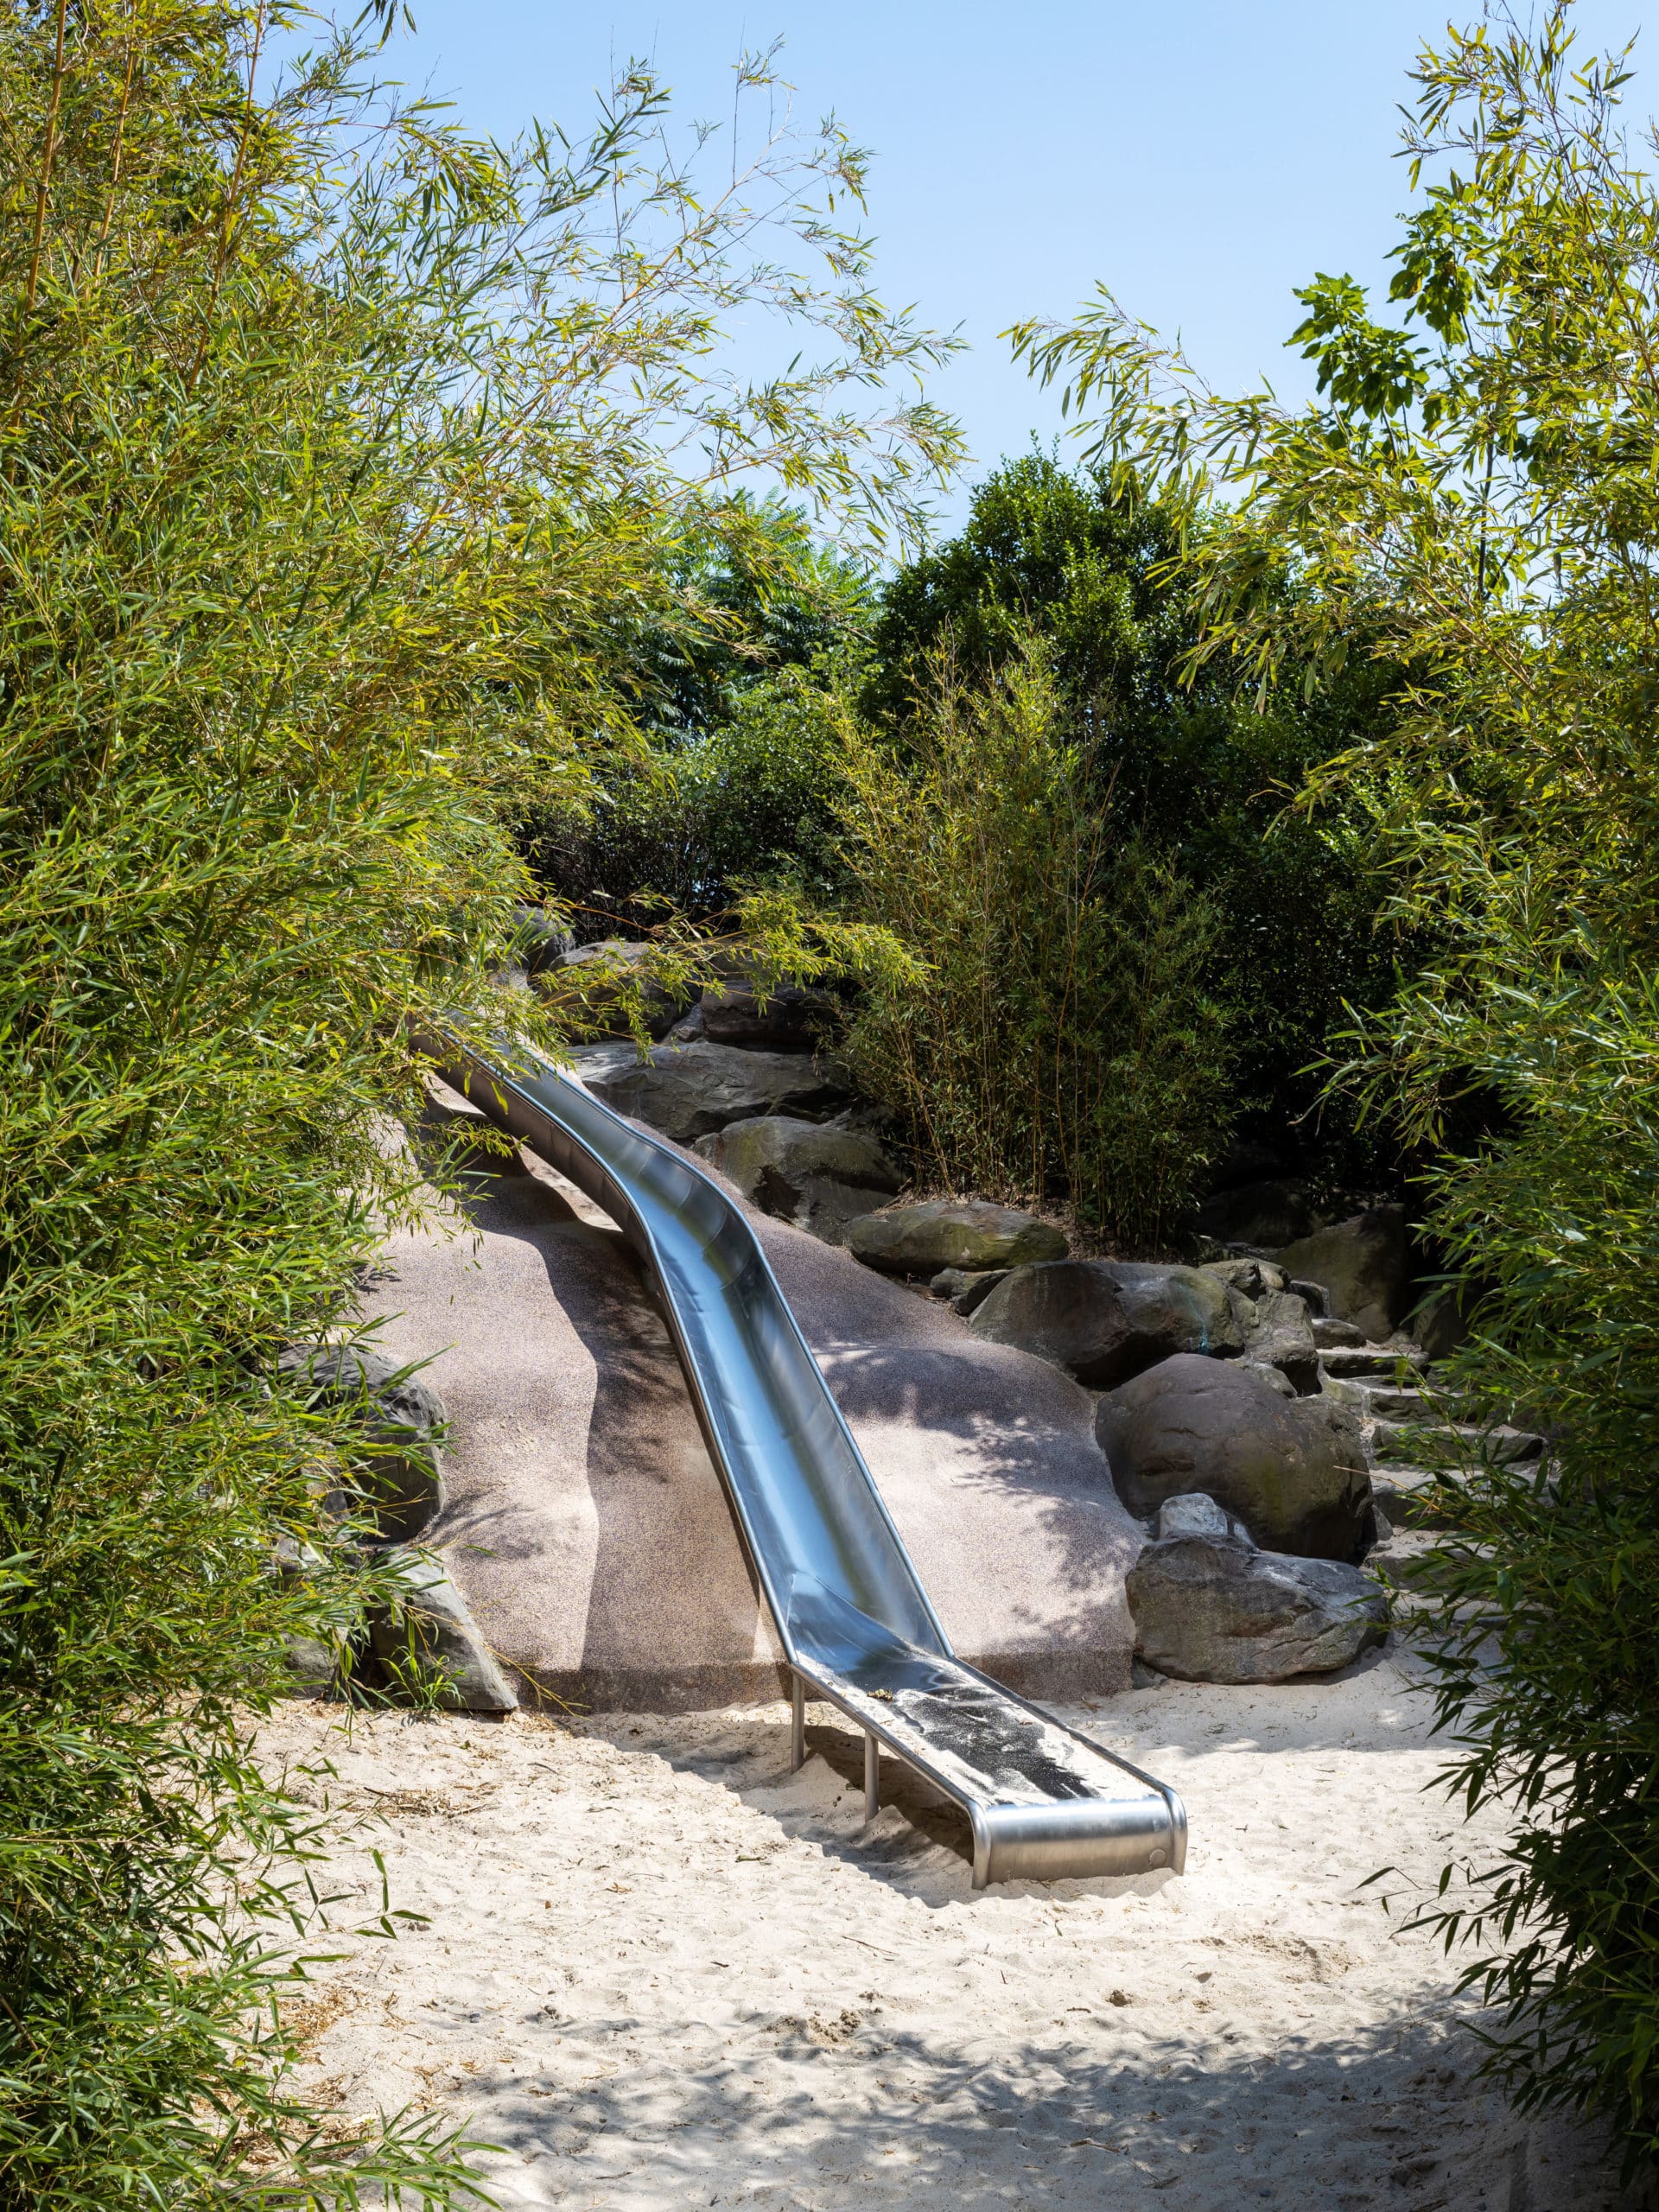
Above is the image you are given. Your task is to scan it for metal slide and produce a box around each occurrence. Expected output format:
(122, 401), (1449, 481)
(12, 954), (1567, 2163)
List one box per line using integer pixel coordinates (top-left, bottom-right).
(437, 1036), (1187, 1888)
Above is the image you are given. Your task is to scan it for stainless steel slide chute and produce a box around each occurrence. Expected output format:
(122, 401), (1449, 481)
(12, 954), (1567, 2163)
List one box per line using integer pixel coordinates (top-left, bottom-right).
(434, 1034), (1186, 1888)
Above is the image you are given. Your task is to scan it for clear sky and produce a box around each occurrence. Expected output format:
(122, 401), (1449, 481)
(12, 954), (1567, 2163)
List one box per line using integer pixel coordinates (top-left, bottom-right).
(381, 0), (1647, 524)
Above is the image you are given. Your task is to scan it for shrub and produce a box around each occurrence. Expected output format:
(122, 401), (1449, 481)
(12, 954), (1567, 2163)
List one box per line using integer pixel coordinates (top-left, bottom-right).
(1014, 0), (1659, 2168)
(836, 645), (1231, 1247)
(865, 453), (1407, 1179)
(0, 4), (957, 2202)
(525, 653), (857, 929)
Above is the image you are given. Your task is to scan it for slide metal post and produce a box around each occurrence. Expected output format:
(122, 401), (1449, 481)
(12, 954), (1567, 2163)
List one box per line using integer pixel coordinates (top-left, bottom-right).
(791, 1675), (805, 1772)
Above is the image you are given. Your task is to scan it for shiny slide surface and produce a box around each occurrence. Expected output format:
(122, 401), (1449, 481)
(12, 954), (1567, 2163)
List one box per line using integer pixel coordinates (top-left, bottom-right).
(438, 1036), (1186, 1887)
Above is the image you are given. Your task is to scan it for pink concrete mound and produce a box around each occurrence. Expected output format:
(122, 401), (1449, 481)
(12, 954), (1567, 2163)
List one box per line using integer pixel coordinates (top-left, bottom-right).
(361, 1126), (1140, 1713)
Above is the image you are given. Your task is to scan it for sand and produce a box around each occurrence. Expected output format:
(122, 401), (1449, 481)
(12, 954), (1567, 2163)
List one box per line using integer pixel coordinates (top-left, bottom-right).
(262, 1653), (1634, 2212)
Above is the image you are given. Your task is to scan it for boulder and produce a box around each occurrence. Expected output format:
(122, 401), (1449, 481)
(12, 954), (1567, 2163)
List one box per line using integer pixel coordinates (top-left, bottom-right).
(1154, 1491), (1251, 1543)
(508, 904), (574, 976)
(929, 1266), (1009, 1316)
(1313, 1314), (1367, 1350)
(1238, 1287), (1320, 1395)
(1230, 1357), (1296, 1400)
(542, 938), (689, 1039)
(1128, 1534), (1388, 1683)
(1194, 1177), (1317, 1249)
(699, 980), (842, 1052)
(969, 1261), (1245, 1389)
(272, 1536), (351, 1698)
(577, 1039), (854, 1144)
(695, 1116), (904, 1244)
(282, 1636), (342, 1695)
(370, 1550), (518, 1713)
(278, 1344), (446, 1544)
(1096, 1352), (1372, 1560)
(1412, 1280), (1477, 1363)
(1273, 1205), (1413, 1344)
(1201, 1255), (1289, 1300)
(847, 1199), (1067, 1278)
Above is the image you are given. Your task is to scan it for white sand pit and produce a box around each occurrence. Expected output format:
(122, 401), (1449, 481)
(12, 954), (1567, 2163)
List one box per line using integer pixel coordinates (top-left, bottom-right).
(264, 1654), (1630, 2211)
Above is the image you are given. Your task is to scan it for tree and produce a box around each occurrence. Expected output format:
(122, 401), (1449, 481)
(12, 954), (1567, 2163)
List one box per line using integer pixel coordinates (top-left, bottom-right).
(1010, 0), (1659, 2170)
(0, 3), (958, 2202)
(867, 452), (1404, 1180)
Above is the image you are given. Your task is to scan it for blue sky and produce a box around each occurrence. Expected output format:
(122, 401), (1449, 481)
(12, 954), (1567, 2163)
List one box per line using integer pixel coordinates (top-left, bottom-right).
(381, 0), (1647, 524)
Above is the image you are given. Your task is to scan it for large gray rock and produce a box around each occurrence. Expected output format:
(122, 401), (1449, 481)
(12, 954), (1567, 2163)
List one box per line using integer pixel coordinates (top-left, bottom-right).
(1155, 1491), (1250, 1542)
(1273, 1206), (1413, 1344)
(576, 1039), (854, 1143)
(508, 905), (574, 976)
(278, 1344), (446, 1543)
(847, 1200), (1067, 1278)
(370, 1550), (518, 1713)
(969, 1261), (1246, 1389)
(1128, 1533), (1388, 1683)
(1238, 1287), (1320, 1395)
(1096, 1352), (1372, 1559)
(930, 1266), (1009, 1315)
(695, 1116), (904, 1244)
(699, 980), (841, 1052)
(1201, 1256), (1289, 1300)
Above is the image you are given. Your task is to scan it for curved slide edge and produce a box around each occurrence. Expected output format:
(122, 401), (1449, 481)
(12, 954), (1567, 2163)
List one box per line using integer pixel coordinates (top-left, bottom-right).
(429, 1033), (1186, 1887)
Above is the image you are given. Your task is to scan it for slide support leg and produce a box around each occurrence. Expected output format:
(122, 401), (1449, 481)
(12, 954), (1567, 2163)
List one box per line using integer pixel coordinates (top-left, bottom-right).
(864, 1732), (880, 1822)
(791, 1675), (805, 1772)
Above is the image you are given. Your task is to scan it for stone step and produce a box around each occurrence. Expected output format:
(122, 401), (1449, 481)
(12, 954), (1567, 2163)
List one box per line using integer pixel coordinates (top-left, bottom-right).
(1370, 1465), (1468, 1531)
(1371, 1419), (1543, 1466)
(1349, 1383), (1471, 1423)
(1319, 1344), (1427, 1381)
(1311, 1314), (1365, 1349)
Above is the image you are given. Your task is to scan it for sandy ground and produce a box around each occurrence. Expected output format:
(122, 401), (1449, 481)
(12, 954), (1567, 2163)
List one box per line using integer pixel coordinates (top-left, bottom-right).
(262, 1651), (1636, 2212)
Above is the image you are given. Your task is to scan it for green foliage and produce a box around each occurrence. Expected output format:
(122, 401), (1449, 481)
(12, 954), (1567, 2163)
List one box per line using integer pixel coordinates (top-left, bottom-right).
(0, 2), (958, 2202)
(1012, 0), (1659, 2168)
(617, 499), (875, 741)
(864, 453), (1405, 1171)
(835, 644), (1231, 1247)
(524, 651), (858, 929)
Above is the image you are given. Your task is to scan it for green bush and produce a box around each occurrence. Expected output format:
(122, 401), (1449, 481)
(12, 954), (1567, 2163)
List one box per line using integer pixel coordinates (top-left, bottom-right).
(525, 652), (857, 928)
(0, 3), (957, 2202)
(1014, 1), (1659, 2169)
(866, 453), (1406, 1179)
(836, 644), (1231, 1247)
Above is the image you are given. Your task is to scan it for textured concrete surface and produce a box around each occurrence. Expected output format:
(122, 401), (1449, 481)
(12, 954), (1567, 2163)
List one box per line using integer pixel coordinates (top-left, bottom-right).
(361, 1114), (1141, 1713)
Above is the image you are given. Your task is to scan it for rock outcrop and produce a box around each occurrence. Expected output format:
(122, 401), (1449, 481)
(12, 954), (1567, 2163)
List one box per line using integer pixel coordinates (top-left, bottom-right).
(847, 1199), (1067, 1277)
(369, 1549), (518, 1713)
(970, 1261), (1247, 1389)
(696, 1116), (904, 1244)
(698, 980), (842, 1052)
(1128, 1517), (1388, 1683)
(1274, 1206), (1413, 1344)
(277, 1343), (446, 1544)
(1096, 1351), (1373, 1560)
(577, 1039), (854, 1143)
